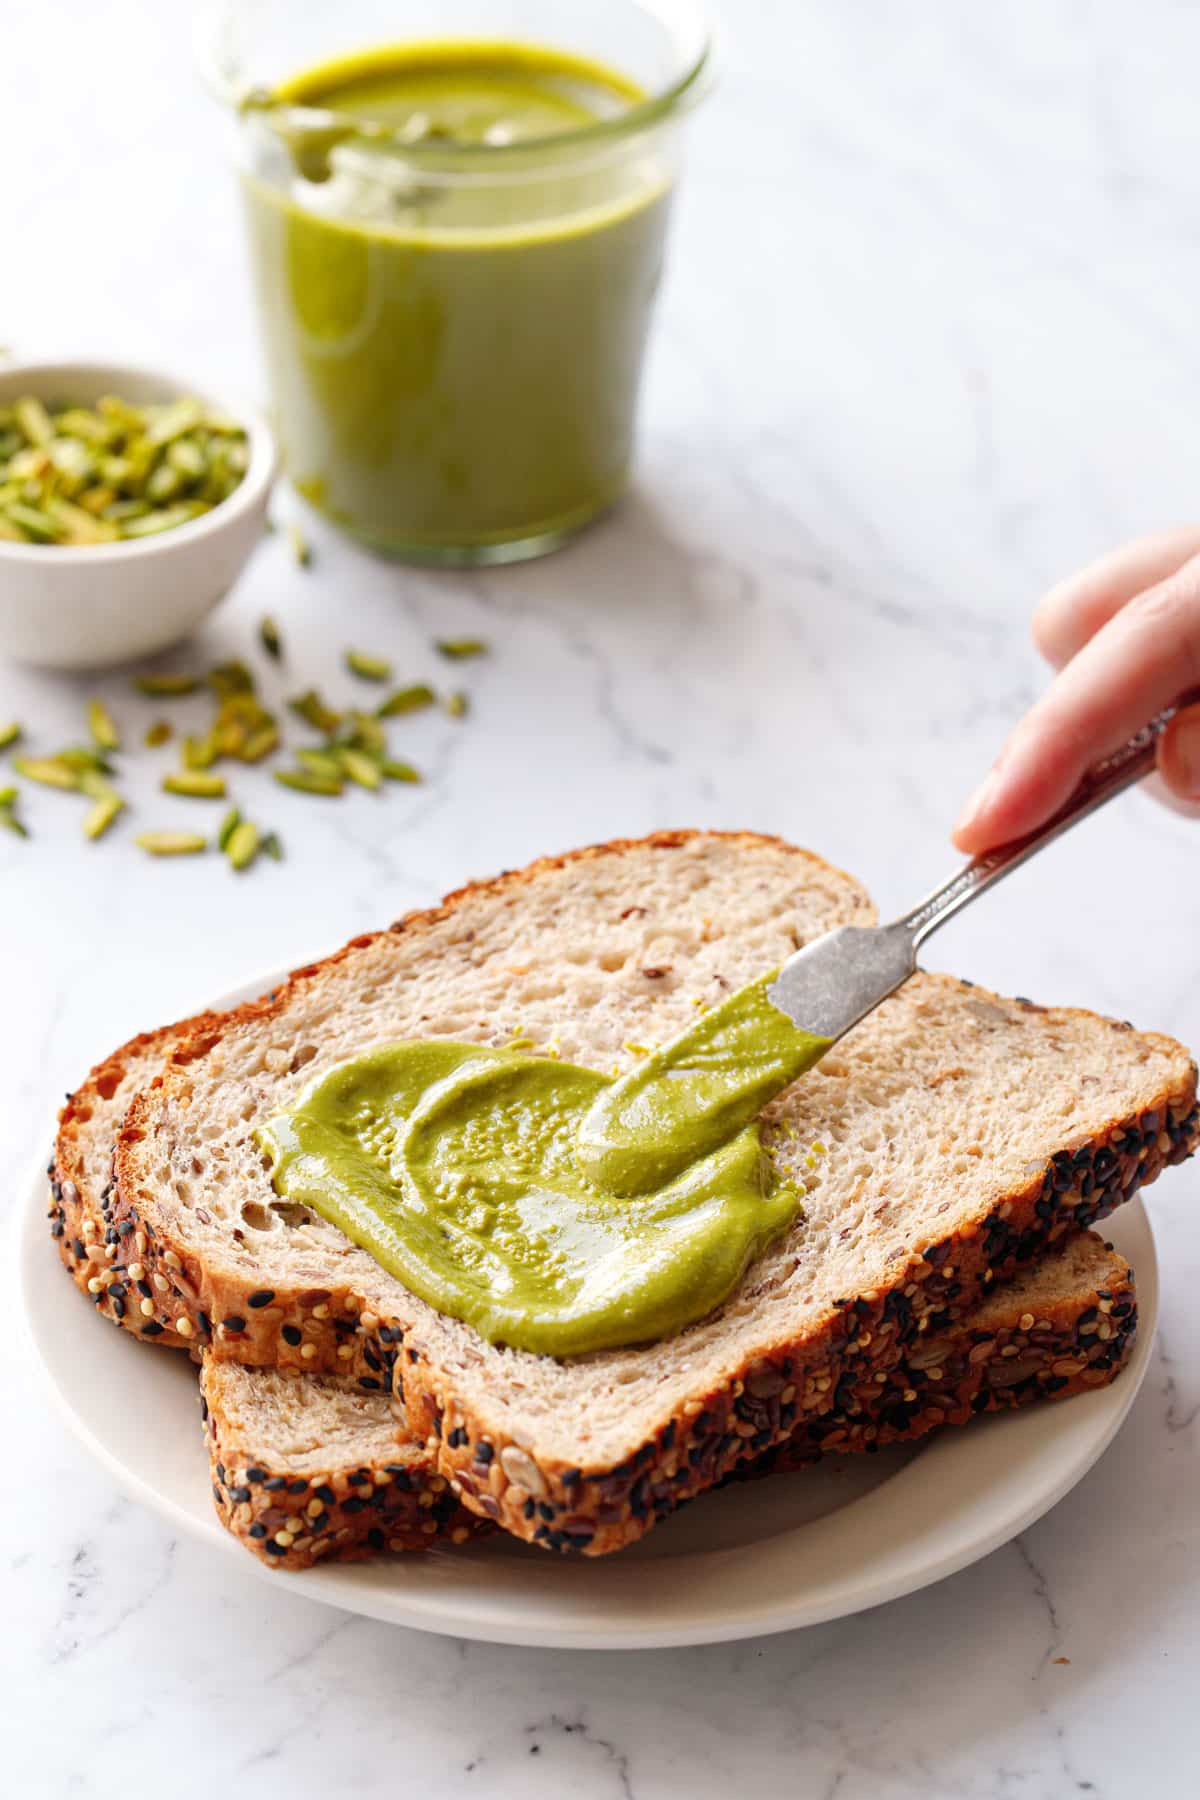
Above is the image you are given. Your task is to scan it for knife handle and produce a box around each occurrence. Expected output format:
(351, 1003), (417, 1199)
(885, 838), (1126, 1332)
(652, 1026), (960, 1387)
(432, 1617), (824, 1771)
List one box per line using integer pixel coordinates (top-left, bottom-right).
(898, 691), (1200, 949)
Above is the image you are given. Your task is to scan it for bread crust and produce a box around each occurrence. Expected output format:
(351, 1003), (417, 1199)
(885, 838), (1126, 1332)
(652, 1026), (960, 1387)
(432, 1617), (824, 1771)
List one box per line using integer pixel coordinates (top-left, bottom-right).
(741, 1239), (1137, 1478)
(49, 1014), (224, 1352)
(107, 831), (1199, 1554)
(199, 1362), (489, 1570)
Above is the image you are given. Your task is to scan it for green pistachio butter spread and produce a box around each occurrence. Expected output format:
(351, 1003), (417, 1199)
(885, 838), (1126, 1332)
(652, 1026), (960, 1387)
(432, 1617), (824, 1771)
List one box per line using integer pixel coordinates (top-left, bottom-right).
(258, 975), (832, 1357)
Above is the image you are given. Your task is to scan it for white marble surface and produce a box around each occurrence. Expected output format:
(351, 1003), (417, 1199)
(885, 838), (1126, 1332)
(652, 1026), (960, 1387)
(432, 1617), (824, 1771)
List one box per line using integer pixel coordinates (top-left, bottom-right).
(3, 1), (1200, 1792)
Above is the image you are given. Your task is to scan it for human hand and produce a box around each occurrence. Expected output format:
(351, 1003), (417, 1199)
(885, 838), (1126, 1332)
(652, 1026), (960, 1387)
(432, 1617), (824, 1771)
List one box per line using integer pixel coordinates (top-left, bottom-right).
(953, 526), (1200, 853)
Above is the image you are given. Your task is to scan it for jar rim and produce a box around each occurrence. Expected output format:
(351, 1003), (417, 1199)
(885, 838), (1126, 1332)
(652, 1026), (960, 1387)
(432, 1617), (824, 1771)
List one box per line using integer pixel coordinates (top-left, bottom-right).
(198, 3), (713, 167)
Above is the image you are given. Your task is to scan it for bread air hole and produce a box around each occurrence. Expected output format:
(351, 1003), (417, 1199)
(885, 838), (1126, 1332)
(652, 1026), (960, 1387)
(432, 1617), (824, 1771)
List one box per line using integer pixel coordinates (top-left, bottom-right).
(240, 1201), (274, 1232)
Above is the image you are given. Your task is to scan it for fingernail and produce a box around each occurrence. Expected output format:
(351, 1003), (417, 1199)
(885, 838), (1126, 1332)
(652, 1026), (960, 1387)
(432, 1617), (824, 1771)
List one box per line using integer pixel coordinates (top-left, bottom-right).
(954, 766), (1003, 839)
(1171, 709), (1200, 798)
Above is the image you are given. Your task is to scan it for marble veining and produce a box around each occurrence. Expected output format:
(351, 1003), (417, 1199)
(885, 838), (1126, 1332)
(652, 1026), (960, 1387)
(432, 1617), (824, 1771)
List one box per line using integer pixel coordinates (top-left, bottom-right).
(3, 2), (1199, 1794)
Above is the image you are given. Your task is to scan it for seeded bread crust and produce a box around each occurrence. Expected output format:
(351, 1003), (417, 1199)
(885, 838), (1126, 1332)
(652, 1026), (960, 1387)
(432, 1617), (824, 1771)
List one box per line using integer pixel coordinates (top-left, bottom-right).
(745, 1234), (1137, 1477)
(110, 832), (1199, 1554)
(200, 1361), (488, 1570)
(52, 1016), (1140, 1574)
(203, 1234), (1137, 1570)
(49, 1015), (224, 1352)
(405, 1091), (1189, 1554)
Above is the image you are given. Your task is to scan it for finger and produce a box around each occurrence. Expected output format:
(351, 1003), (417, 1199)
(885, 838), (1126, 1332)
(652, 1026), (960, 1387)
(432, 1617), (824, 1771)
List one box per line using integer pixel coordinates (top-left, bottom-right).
(1156, 699), (1200, 807)
(955, 554), (1200, 852)
(1032, 525), (1200, 670)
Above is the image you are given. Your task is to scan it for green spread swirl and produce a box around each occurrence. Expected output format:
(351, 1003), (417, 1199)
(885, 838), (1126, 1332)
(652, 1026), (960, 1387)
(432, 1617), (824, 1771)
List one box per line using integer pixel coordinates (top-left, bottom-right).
(258, 974), (831, 1357)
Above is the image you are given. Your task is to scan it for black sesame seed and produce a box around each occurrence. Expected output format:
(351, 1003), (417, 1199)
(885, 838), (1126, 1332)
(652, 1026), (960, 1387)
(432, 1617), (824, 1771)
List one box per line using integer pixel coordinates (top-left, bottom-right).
(50, 1221), (64, 1239)
(222, 1315), (246, 1332)
(363, 1345), (382, 1372)
(343, 1497), (366, 1515)
(367, 1528), (385, 1551)
(263, 1476), (286, 1491)
(71, 1238), (86, 1259)
(385, 1468), (413, 1491)
(198, 1311), (212, 1336)
(282, 1325), (302, 1347)
(347, 1472), (370, 1486)
(447, 1427), (468, 1449)
(117, 1220), (134, 1236)
(249, 1523), (267, 1539)
(287, 1478), (308, 1494)
(245, 1467), (267, 1484)
(314, 1484), (336, 1504)
(229, 1485), (252, 1504)
(247, 1289), (275, 1308)
(358, 1376), (381, 1391)
(475, 1442), (495, 1465)
(264, 1540), (288, 1556)
(111, 1299), (125, 1320)
(523, 1497), (537, 1520)
(141, 1322), (165, 1338)
(136, 1280), (152, 1299)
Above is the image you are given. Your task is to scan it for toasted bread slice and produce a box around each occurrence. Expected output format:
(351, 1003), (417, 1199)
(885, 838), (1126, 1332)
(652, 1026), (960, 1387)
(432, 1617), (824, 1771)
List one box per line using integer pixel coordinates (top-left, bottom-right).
(111, 832), (1197, 1553)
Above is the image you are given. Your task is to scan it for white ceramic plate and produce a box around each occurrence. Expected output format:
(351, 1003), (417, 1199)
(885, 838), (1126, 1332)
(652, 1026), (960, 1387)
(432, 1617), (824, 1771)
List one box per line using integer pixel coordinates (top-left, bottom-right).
(17, 972), (1158, 1649)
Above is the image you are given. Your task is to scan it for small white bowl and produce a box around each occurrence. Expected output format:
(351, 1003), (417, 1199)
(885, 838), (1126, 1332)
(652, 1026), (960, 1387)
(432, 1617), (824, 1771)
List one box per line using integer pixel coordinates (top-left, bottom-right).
(0, 359), (276, 670)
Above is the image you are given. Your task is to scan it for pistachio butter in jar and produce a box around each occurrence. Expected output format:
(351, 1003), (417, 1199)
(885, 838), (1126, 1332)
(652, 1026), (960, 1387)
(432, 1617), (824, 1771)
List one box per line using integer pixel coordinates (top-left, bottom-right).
(202, 1), (711, 564)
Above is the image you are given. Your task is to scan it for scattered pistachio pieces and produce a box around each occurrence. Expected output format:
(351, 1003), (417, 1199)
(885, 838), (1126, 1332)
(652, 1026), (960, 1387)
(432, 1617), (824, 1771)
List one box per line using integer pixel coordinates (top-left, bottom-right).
(445, 689), (469, 719)
(343, 710), (386, 757)
(376, 683), (434, 718)
(87, 698), (121, 752)
(133, 673), (200, 697)
(163, 770), (227, 799)
(381, 759), (422, 783)
(13, 754), (81, 791)
(288, 689), (342, 736)
(259, 615), (283, 661)
(288, 523), (311, 567)
(182, 732), (217, 770)
(261, 830), (284, 860)
(0, 721), (22, 751)
(217, 806), (241, 851)
(208, 659), (255, 697)
(337, 747), (383, 790)
(0, 784), (28, 838)
(0, 394), (248, 545)
(275, 769), (343, 796)
(435, 638), (488, 659)
(225, 819), (261, 871)
(83, 790), (124, 841)
(295, 747), (344, 781)
(240, 723), (280, 763)
(345, 648), (392, 682)
(144, 719), (172, 748)
(135, 830), (207, 856)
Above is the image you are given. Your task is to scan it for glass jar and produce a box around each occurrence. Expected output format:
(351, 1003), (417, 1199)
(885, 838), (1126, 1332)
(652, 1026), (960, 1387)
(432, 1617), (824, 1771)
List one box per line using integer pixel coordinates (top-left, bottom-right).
(200, 1), (711, 564)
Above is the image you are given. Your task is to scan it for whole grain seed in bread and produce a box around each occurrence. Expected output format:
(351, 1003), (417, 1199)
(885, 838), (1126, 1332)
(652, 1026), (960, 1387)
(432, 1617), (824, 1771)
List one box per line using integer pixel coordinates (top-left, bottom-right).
(200, 1359), (488, 1569)
(110, 832), (1198, 1552)
(201, 1232), (1136, 1568)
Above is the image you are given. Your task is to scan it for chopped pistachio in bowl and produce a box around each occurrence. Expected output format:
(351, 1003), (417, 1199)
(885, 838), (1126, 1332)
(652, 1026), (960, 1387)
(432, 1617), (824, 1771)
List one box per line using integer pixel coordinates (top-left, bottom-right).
(0, 360), (276, 670)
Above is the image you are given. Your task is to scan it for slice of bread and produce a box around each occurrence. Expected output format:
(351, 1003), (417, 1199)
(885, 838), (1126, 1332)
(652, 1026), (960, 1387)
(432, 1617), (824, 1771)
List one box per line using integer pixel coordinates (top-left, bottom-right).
(112, 832), (1198, 1553)
(203, 1232), (1136, 1569)
(200, 1360), (488, 1569)
(52, 1001), (1135, 1574)
(749, 1229), (1137, 1476)
(50, 1015), (223, 1351)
